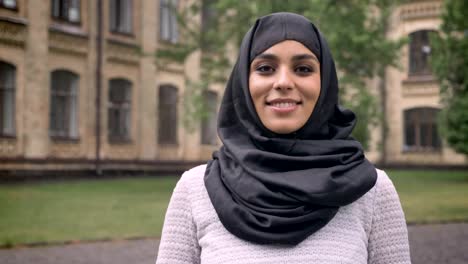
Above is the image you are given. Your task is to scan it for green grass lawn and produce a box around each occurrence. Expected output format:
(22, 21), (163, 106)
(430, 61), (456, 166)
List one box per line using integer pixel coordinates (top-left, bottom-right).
(388, 170), (468, 224)
(0, 170), (467, 247)
(0, 176), (179, 247)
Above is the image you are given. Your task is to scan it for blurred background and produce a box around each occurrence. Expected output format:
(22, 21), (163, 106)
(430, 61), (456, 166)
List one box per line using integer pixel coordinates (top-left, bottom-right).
(0, 0), (467, 263)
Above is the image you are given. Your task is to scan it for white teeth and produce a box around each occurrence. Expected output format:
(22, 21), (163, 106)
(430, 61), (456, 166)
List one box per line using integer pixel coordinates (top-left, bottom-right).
(272, 102), (295, 108)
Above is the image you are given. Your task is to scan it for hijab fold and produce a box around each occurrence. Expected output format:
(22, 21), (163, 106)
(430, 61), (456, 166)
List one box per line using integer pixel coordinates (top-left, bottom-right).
(204, 12), (377, 245)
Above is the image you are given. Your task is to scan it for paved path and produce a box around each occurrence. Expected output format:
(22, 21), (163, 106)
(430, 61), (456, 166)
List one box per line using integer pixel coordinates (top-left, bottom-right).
(0, 239), (159, 264)
(408, 223), (468, 264)
(0, 223), (467, 264)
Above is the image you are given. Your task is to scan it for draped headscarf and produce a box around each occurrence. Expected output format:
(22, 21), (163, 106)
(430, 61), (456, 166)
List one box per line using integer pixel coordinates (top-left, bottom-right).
(204, 12), (377, 245)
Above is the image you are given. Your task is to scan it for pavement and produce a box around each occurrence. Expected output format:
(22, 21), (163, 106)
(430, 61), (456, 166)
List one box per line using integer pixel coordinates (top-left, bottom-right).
(407, 223), (468, 264)
(0, 223), (467, 264)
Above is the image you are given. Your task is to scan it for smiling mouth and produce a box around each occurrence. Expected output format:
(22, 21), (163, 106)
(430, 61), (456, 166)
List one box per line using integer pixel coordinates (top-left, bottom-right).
(266, 100), (301, 108)
(268, 102), (298, 108)
(265, 100), (301, 114)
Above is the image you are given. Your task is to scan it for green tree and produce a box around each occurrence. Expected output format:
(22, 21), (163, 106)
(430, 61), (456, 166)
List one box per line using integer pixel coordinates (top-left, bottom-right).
(431, 0), (468, 154)
(159, 0), (403, 148)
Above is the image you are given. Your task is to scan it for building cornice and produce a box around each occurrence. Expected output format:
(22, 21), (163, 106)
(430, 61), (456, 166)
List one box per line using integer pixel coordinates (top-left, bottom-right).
(400, 1), (442, 21)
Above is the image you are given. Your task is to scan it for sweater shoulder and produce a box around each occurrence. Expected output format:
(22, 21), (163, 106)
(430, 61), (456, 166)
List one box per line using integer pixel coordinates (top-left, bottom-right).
(375, 168), (392, 183)
(176, 164), (208, 202)
(178, 164), (207, 185)
(374, 168), (398, 196)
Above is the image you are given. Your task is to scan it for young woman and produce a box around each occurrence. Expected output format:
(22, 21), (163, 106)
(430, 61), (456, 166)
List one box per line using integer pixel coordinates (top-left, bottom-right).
(156, 12), (411, 264)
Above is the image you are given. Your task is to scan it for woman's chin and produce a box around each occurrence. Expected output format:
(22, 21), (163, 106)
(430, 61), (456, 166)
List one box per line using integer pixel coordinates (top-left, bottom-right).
(264, 122), (303, 135)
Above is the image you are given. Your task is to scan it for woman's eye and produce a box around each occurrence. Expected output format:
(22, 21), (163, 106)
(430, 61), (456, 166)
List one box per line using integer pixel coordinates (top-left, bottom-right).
(256, 65), (275, 73)
(295, 66), (313, 74)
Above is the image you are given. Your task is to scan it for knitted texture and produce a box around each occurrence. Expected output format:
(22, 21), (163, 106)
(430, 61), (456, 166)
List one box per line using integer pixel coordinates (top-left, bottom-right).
(156, 165), (411, 264)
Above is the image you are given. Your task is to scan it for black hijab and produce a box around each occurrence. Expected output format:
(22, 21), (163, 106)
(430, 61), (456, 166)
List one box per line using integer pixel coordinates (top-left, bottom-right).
(204, 12), (377, 245)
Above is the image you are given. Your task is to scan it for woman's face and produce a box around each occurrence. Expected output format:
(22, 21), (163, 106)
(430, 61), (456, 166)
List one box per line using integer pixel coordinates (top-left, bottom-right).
(249, 40), (321, 134)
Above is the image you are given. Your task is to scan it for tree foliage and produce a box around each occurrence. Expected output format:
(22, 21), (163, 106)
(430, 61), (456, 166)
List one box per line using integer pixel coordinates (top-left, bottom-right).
(159, 0), (403, 148)
(431, 0), (468, 154)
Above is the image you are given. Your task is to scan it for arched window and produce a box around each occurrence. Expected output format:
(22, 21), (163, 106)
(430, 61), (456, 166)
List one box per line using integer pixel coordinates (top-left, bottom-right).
(109, 0), (133, 34)
(403, 107), (441, 151)
(409, 30), (433, 76)
(158, 84), (178, 144)
(50, 70), (79, 139)
(0, 61), (16, 136)
(201, 90), (217, 145)
(108, 78), (132, 142)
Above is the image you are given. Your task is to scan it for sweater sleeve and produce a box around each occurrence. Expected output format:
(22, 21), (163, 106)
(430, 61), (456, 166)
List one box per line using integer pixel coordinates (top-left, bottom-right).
(367, 170), (411, 264)
(155, 173), (201, 264)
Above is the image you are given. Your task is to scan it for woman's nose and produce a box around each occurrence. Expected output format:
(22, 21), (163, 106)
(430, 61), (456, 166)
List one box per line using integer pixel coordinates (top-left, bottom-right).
(274, 67), (294, 91)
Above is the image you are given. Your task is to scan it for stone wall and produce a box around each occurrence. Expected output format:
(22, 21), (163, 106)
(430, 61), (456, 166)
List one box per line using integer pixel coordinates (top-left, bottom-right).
(0, 0), (221, 173)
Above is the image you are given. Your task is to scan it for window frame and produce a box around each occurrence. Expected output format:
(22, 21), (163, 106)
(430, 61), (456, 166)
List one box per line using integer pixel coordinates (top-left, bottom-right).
(403, 107), (442, 152)
(0, 0), (18, 10)
(408, 30), (433, 77)
(109, 0), (133, 35)
(108, 78), (132, 143)
(51, 0), (82, 25)
(159, 0), (178, 43)
(158, 84), (178, 145)
(0, 61), (16, 137)
(49, 70), (79, 140)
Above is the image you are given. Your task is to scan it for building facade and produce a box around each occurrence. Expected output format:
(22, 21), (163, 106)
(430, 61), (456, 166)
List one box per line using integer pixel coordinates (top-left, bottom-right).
(0, 0), (220, 174)
(0, 0), (466, 175)
(366, 0), (467, 166)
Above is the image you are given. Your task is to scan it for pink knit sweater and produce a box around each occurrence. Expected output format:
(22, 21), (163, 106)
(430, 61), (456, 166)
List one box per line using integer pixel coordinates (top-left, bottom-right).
(156, 165), (411, 264)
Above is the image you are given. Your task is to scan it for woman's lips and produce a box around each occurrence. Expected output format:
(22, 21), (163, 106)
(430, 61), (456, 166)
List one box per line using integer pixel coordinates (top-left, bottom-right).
(266, 99), (301, 113)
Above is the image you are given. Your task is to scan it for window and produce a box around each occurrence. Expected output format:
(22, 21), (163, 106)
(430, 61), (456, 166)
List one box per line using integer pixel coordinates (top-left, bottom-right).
(158, 85), (178, 144)
(0, 0), (16, 9)
(108, 78), (132, 142)
(50, 70), (79, 139)
(0, 62), (16, 136)
(409, 30), (432, 76)
(403, 107), (441, 152)
(110, 0), (133, 34)
(159, 0), (178, 43)
(201, 90), (217, 145)
(51, 0), (81, 23)
(201, 0), (216, 32)
(201, 0), (216, 50)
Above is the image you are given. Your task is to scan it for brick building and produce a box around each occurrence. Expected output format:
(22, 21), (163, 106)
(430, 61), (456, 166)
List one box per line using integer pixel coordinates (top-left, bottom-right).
(0, 0), (466, 175)
(365, 0), (467, 166)
(0, 0), (220, 174)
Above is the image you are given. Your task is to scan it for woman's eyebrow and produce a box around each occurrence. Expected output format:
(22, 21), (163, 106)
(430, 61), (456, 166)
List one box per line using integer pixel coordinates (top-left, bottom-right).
(254, 53), (278, 61)
(292, 54), (319, 62)
(254, 53), (319, 63)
